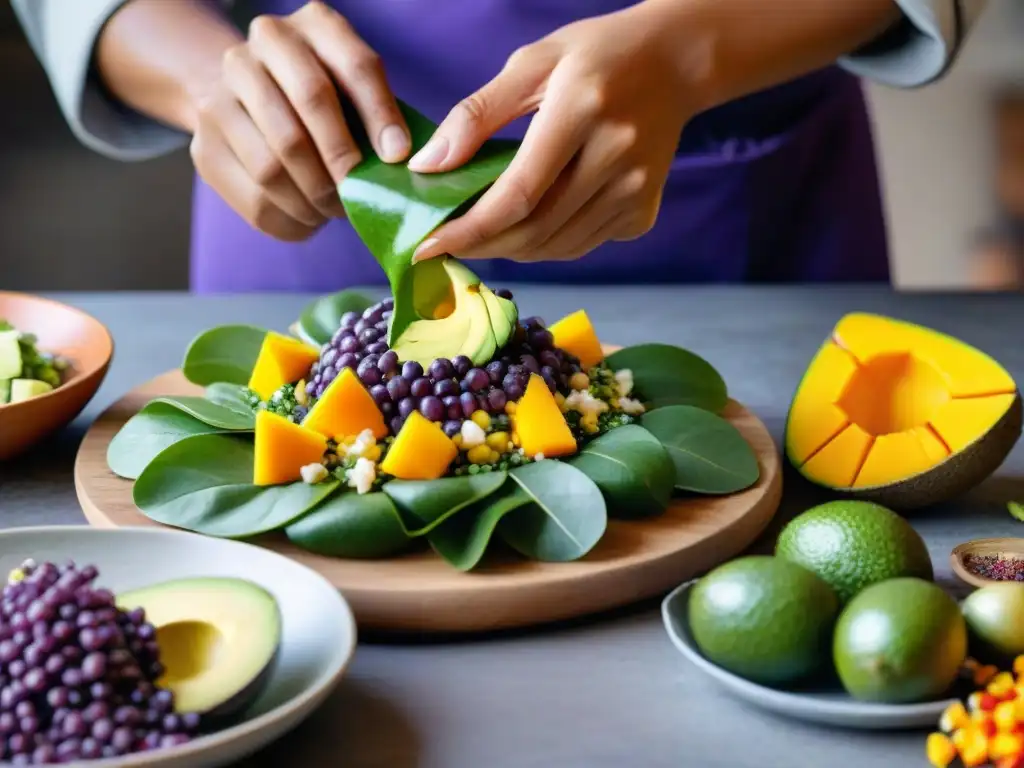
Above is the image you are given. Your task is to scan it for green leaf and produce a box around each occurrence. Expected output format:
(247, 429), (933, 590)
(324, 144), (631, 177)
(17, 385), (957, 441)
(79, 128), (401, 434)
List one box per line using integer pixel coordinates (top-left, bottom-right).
(204, 382), (255, 414)
(426, 485), (533, 571)
(147, 395), (254, 430)
(107, 402), (241, 480)
(1009, 501), (1024, 522)
(182, 324), (269, 387)
(133, 433), (337, 538)
(604, 343), (728, 413)
(499, 461), (607, 562)
(296, 290), (374, 347)
(338, 100), (519, 343)
(566, 425), (675, 519)
(640, 405), (759, 494)
(382, 472), (507, 536)
(285, 491), (413, 559)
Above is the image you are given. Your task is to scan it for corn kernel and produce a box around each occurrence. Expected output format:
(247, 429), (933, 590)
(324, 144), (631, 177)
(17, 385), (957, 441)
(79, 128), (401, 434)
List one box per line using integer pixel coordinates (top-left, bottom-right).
(993, 673), (1019, 699)
(941, 702), (971, 732)
(953, 726), (990, 767)
(970, 692), (1000, 713)
(996, 753), (1024, 768)
(471, 410), (491, 430)
(505, 401), (517, 415)
(926, 733), (957, 768)
(487, 432), (510, 451)
(452, 434), (463, 449)
(512, 432), (521, 447)
(489, 450), (501, 463)
(991, 733), (1024, 760)
(364, 444), (382, 462)
(295, 380), (308, 405)
(582, 420), (600, 434)
(554, 392), (566, 407)
(977, 665), (1001, 687)
(569, 372), (590, 390)
(1014, 656), (1024, 679)
(467, 445), (493, 465)
(973, 710), (998, 737)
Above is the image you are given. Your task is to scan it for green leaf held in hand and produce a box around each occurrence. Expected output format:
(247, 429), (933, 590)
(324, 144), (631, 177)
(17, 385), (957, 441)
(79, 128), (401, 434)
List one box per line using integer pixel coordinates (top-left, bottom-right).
(1009, 501), (1024, 522)
(499, 461), (607, 563)
(641, 405), (759, 495)
(426, 484), (533, 571)
(133, 433), (337, 538)
(567, 425), (675, 519)
(204, 382), (256, 414)
(296, 289), (374, 347)
(338, 100), (519, 343)
(148, 395), (255, 430)
(604, 343), (728, 413)
(286, 491), (413, 559)
(182, 324), (269, 387)
(382, 472), (507, 536)
(107, 402), (248, 480)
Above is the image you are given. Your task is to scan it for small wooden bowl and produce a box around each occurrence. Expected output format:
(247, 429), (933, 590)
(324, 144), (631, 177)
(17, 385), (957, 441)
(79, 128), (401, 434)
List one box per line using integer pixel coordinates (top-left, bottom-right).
(0, 292), (113, 461)
(950, 537), (1024, 588)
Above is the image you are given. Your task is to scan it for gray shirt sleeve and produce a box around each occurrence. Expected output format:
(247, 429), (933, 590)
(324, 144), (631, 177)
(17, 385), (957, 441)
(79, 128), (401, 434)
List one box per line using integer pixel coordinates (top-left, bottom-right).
(839, 0), (989, 87)
(9, 0), (215, 162)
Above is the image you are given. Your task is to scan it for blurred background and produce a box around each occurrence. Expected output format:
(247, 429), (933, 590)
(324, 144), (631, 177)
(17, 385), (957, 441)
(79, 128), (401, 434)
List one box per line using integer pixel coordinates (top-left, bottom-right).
(0, 0), (1022, 292)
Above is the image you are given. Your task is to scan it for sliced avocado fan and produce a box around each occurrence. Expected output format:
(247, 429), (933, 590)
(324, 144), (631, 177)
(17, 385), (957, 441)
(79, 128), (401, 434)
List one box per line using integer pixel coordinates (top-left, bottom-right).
(337, 99), (519, 346)
(390, 256), (517, 367)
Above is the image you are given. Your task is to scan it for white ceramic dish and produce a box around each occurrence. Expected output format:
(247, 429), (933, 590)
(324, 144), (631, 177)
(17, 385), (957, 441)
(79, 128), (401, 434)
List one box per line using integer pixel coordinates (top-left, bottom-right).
(661, 580), (960, 730)
(0, 526), (357, 767)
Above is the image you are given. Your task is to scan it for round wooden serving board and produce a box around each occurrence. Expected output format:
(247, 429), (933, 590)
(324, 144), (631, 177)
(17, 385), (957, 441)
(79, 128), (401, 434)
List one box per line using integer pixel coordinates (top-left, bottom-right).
(75, 368), (783, 634)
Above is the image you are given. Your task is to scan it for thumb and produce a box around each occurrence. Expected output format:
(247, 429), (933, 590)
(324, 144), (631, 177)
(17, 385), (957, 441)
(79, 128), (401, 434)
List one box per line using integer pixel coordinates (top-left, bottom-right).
(407, 49), (551, 173)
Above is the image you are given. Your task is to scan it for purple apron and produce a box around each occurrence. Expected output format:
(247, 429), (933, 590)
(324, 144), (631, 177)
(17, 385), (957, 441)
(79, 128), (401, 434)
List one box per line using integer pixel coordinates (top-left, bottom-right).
(190, 0), (890, 291)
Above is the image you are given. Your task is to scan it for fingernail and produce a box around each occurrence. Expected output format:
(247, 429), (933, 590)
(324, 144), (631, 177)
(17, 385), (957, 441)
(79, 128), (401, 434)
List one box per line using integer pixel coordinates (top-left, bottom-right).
(407, 137), (449, 172)
(412, 238), (440, 263)
(379, 124), (410, 163)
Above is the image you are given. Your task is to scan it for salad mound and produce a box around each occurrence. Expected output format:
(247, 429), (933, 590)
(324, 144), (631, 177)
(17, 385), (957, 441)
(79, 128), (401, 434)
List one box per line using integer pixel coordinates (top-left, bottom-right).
(108, 277), (763, 572)
(0, 319), (68, 405)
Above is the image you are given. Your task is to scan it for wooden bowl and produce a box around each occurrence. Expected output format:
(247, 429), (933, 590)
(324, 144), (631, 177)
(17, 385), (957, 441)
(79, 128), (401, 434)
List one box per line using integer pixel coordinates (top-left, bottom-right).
(950, 537), (1024, 588)
(0, 292), (113, 461)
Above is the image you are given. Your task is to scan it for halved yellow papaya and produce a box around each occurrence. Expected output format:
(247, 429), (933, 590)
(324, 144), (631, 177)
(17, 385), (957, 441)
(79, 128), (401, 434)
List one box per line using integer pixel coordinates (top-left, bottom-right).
(253, 410), (328, 486)
(248, 332), (320, 400)
(379, 410), (457, 480)
(514, 374), (578, 459)
(549, 309), (604, 369)
(301, 368), (388, 440)
(785, 313), (1021, 509)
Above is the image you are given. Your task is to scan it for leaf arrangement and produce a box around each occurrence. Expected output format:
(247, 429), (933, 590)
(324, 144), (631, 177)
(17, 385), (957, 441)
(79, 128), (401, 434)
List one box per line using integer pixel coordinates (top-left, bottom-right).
(106, 291), (763, 572)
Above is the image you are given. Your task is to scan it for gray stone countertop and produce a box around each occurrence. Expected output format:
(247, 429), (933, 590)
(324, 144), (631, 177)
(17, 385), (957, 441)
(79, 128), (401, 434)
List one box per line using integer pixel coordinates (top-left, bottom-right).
(2, 286), (1022, 768)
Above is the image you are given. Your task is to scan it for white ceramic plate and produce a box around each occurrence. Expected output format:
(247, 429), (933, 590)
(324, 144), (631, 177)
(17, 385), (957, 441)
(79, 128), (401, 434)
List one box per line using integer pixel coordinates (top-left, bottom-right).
(0, 526), (357, 767)
(661, 580), (961, 730)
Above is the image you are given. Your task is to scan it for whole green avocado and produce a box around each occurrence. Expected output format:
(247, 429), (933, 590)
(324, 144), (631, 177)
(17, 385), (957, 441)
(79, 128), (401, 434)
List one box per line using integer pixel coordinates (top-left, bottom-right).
(687, 555), (840, 687)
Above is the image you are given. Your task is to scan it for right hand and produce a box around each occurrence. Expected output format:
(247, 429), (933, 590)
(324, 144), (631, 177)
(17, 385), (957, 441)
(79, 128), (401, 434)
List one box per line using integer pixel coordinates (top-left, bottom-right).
(189, 1), (411, 241)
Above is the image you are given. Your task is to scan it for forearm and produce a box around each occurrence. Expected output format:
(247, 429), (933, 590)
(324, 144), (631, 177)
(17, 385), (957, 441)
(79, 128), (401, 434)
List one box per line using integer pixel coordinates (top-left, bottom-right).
(95, 0), (243, 133)
(645, 0), (902, 112)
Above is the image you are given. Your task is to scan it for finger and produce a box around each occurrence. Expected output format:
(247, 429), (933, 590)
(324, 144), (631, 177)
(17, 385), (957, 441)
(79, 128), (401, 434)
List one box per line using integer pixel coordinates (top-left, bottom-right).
(530, 209), (629, 263)
(454, 126), (632, 260)
(291, 2), (410, 163)
(248, 15), (362, 190)
(412, 81), (592, 262)
(190, 127), (318, 242)
(222, 41), (342, 219)
(407, 46), (553, 173)
(203, 92), (324, 227)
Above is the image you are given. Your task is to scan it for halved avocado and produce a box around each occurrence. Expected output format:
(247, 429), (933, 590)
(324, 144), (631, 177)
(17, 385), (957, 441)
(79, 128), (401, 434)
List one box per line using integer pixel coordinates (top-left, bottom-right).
(785, 312), (1022, 509)
(10, 378), (53, 402)
(116, 577), (281, 720)
(0, 330), (23, 379)
(390, 257), (516, 367)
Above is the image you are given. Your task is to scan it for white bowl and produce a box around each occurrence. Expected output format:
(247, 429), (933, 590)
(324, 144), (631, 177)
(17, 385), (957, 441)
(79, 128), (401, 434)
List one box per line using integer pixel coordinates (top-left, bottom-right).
(0, 526), (357, 767)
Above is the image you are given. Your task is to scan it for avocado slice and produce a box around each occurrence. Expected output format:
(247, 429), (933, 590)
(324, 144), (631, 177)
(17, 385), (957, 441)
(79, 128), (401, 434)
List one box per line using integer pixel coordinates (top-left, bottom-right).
(391, 257), (515, 367)
(0, 380), (10, 405)
(116, 577), (281, 720)
(10, 378), (53, 402)
(0, 330), (23, 379)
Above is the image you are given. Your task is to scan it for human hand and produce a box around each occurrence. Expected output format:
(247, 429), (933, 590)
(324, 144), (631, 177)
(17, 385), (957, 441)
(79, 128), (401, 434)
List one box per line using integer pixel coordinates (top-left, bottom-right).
(189, 1), (411, 241)
(408, 0), (693, 263)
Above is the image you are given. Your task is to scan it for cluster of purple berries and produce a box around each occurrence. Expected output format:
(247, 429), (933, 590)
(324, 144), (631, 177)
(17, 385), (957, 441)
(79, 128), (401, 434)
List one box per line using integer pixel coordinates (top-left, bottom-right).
(0, 561), (198, 764)
(305, 292), (584, 438)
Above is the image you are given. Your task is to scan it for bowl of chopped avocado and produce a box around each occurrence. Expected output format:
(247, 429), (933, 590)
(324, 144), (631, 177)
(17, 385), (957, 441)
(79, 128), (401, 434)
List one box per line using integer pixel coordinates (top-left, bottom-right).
(0, 292), (113, 460)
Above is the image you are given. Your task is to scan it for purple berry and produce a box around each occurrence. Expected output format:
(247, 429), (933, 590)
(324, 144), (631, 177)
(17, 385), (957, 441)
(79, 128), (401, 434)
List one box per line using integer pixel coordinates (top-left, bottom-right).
(459, 392), (477, 418)
(487, 389), (507, 412)
(442, 420), (462, 437)
(452, 355), (472, 377)
(428, 359), (454, 381)
(386, 377), (410, 401)
(464, 368), (489, 392)
(398, 398), (419, 419)
(434, 379), (458, 398)
(401, 361), (423, 381)
(377, 350), (399, 375)
(419, 396), (445, 422)
(410, 377), (432, 398)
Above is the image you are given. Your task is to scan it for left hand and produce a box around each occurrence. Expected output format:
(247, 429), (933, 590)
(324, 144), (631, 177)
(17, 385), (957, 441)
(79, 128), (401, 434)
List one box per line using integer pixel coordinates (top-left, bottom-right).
(408, 0), (693, 264)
